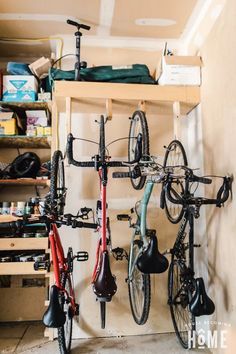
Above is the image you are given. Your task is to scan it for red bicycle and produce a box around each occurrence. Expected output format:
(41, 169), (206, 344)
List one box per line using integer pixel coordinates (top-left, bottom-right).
(66, 114), (145, 328)
(38, 150), (97, 354)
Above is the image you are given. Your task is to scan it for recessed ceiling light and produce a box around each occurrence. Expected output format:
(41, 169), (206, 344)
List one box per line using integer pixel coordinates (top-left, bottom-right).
(135, 18), (176, 26)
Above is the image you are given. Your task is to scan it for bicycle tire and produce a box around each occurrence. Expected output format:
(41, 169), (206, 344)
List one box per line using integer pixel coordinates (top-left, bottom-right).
(50, 150), (66, 217)
(100, 301), (106, 329)
(168, 257), (196, 349)
(128, 111), (150, 190)
(99, 115), (106, 163)
(163, 140), (188, 223)
(58, 271), (73, 354)
(128, 239), (151, 325)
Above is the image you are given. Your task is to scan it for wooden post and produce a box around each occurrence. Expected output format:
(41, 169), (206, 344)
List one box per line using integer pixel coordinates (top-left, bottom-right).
(138, 100), (146, 112)
(106, 98), (112, 120)
(173, 101), (181, 140)
(51, 99), (59, 154)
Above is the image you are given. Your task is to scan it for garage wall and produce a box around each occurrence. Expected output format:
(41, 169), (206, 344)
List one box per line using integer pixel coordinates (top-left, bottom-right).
(196, 0), (236, 350)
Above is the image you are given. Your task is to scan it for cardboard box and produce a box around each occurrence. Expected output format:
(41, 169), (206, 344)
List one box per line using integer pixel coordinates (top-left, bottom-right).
(157, 56), (202, 86)
(2, 75), (38, 102)
(26, 110), (48, 127)
(0, 118), (17, 135)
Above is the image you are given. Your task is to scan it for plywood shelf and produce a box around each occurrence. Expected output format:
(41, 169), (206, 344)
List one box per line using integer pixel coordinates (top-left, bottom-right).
(0, 101), (51, 111)
(0, 135), (51, 148)
(0, 238), (48, 251)
(0, 178), (50, 186)
(53, 81), (200, 115)
(0, 261), (47, 275)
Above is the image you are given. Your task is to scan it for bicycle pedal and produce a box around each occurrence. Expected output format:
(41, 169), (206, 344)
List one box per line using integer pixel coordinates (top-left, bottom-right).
(76, 251), (89, 262)
(117, 214), (130, 221)
(146, 229), (156, 237)
(34, 260), (50, 272)
(194, 244), (201, 248)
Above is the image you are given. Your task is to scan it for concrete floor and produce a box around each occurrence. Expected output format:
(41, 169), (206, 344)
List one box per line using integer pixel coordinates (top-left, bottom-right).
(0, 322), (211, 354)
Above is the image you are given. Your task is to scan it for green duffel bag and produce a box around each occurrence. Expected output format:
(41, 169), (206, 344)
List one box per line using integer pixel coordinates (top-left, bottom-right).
(49, 64), (155, 87)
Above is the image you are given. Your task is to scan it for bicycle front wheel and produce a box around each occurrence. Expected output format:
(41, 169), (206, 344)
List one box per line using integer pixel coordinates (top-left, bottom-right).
(128, 240), (151, 325)
(168, 256), (195, 349)
(58, 272), (73, 354)
(163, 140), (188, 223)
(50, 150), (66, 217)
(128, 110), (149, 190)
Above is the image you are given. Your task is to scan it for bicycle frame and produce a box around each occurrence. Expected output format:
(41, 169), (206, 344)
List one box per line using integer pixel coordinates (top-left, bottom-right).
(128, 180), (154, 280)
(49, 223), (77, 313)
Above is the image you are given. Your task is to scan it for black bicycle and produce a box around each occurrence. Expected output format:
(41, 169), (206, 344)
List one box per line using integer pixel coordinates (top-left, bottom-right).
(161, 165), (231, 349)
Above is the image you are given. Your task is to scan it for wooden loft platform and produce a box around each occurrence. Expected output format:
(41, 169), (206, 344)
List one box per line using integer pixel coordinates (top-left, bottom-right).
(53, 81), (200, 116)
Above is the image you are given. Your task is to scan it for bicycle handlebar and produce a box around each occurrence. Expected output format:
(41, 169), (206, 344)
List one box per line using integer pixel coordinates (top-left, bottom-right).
(66, 133), (141, 170)
(0, 215), (98, 232)
(165, 176), (231, 207)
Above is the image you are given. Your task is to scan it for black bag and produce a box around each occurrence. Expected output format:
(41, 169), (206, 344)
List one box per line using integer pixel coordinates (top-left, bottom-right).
(9, 152), (41, 178)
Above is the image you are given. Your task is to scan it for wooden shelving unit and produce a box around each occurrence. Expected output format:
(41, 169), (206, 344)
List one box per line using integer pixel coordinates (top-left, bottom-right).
(0, 178), (50, 186)
(0, 135), (51, 148)
(0, 100), (53, 336)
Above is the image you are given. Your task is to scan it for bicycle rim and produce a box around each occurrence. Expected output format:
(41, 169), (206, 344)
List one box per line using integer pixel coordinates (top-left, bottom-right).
(128, 110), (149, 190)
(58, 272), (73, 354)
(128, 240), (151, 325)
(163, 140), (187, 223)
(100, 301), (106, 329)
(50, 150), (66, 217)
(168, 258), (196, 349)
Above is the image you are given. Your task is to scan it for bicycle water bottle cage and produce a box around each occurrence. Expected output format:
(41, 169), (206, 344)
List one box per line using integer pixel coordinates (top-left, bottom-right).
(137, 232), (169, 274)
(43, 285), (66, 328)
(190, 277), (215, 317)
(93, 251), (117, 302)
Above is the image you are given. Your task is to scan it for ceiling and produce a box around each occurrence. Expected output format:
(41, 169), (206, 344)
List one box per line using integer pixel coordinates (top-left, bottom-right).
(0, 0), (225, 65)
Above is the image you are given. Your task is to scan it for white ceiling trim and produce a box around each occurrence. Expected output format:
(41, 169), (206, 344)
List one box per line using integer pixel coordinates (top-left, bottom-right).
(97, 0), (115, 36)
(0, 13), (80, 23)
(179, 0), (213, 50)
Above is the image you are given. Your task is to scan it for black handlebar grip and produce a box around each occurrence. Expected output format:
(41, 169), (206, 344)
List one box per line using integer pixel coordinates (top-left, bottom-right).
(160, 188), (165, 209)
(67, 133), (74, 164)
(192, 175), (212, 184)
(73, 220), (97, 229)
(0, 222), (12, 229)
(112, 171), (132, 178)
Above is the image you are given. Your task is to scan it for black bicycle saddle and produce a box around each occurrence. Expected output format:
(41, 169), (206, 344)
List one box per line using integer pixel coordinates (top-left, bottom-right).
(137, 233), (169, 274)
(93, 251), (117, 301)
(190, 277), (215, 316)
(43, 285), (66, 327)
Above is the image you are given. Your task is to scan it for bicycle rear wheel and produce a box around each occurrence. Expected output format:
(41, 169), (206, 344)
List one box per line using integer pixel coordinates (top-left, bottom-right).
(163, 140), (187, 223)
(128, 110), (149, 190)
(128, 239), (151, 325)
(58, 271), (73, 354)
(50, 150), (66, 217)
(168, 255), (195, 349)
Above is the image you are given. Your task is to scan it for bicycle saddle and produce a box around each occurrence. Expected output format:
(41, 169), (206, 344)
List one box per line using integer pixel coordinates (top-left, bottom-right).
(137, 233), (169, 274)
(93, 251), (117, 301)
(190, 277), (215, 317)
(43, 285), (66, 328)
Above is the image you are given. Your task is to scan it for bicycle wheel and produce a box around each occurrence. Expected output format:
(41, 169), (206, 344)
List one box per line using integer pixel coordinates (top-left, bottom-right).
(168, 257), (196, 349)
(99, 115), (106, 162)
(128, 110), (149, 190)
(58, 272), (73, 354)
(50, 150), (66, 217)
(128, 239), (151, 325)
(163, 140), (188, 223)
(100, 301), (106, 329)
